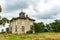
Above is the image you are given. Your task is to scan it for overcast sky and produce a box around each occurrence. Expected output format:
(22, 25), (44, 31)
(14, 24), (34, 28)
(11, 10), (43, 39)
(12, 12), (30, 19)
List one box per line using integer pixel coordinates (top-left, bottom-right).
(0, 0), (60, 24)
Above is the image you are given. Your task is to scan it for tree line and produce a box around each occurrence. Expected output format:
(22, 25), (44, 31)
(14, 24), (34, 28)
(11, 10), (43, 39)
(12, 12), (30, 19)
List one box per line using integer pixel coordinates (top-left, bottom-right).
(27, 19), (60, 33)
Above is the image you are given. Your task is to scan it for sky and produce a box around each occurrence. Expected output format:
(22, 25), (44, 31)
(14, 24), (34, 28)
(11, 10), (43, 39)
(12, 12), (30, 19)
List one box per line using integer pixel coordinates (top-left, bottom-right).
(0, 0), (60, 24)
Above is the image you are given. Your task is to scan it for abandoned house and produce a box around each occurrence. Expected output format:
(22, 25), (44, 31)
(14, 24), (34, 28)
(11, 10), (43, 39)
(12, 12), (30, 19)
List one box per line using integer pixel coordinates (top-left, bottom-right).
(9, 12), (35, 34)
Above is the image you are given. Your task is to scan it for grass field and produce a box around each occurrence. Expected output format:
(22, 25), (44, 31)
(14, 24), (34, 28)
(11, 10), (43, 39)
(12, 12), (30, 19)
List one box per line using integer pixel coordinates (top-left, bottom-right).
(0, 32), (60, 40)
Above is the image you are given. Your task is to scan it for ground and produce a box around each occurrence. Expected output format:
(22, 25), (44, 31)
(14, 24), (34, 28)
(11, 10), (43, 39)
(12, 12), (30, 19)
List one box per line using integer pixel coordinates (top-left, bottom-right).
(0, 32), (60, 40)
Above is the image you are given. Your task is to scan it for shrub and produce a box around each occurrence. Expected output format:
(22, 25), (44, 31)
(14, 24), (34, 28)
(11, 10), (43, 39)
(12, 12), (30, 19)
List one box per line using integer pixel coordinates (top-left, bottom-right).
(26, 30), (33, 34)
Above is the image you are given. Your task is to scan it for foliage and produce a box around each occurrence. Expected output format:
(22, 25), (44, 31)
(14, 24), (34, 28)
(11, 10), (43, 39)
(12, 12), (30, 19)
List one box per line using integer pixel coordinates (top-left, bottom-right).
(0, 20), (3, 24)
(45, 20), (60, 32)
(0, 17), (9, 25)
(32, 19), (60, 32)
(27, 30), (33, 34)
(50, 20), (60, 32)
(2, 17), (9, 23)
(33, 22), (45, 33)
(45, 24), (53, 32)
(0, 6), (2, 12)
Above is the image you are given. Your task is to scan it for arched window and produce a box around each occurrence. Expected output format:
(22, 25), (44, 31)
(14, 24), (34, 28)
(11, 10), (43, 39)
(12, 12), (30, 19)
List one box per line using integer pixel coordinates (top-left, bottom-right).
(15, 26), (17, 32)
(22, 26), (25, 32)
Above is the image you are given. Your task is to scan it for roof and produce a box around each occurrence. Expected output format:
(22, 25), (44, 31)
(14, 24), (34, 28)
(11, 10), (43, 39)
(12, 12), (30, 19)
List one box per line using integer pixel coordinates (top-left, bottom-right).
(10, 12), (35, 22)
(10, 17), (35, 22)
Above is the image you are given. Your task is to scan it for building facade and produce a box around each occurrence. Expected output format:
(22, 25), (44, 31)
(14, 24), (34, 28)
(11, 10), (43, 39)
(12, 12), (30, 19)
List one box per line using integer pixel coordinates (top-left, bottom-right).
(9, 12), (35, 34)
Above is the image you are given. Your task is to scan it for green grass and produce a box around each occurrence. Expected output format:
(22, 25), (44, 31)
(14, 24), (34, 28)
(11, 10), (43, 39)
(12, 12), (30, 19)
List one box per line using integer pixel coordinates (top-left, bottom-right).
(0, 32), (60, 40)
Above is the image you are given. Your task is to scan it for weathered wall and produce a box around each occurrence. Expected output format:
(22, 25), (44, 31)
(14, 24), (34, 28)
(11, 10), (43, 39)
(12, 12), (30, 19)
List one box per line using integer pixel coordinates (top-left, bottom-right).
(10, 18), (34, 34)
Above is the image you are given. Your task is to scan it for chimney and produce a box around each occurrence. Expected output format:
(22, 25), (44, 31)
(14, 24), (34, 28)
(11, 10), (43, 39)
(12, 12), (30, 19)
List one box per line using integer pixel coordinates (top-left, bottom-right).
(26, 15), (28, 18)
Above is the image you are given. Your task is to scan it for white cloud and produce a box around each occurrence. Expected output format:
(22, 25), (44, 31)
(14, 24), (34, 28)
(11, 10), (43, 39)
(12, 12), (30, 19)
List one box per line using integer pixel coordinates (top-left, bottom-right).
(0, 0), (60, 23)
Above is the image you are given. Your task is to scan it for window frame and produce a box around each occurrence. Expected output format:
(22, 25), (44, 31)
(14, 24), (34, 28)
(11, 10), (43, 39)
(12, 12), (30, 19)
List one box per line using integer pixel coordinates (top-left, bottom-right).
(22, 26), (25, 32)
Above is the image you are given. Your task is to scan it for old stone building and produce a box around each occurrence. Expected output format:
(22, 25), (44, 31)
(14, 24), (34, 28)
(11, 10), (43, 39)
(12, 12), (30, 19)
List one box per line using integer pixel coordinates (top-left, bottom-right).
(9, 12), (35, 34)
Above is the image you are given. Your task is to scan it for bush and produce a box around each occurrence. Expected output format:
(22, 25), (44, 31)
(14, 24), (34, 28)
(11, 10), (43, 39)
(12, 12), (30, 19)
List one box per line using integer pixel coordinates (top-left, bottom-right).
(26, 30), (33, 34)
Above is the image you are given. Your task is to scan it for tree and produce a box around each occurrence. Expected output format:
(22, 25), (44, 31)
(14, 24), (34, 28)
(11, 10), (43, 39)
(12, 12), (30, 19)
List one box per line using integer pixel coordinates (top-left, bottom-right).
(0, 20), (3, 25)
(0, 6), (2, 12)
(50, 20), (60, 32)
(33, 22), (45, 33)
(45, 24), (53, 32)
(0, 17), (9, 25)
(0, 5), (2, 25)
(2, 17), (9, 23)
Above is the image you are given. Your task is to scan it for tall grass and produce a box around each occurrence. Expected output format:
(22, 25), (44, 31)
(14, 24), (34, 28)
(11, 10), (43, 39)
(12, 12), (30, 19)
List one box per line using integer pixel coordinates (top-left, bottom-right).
(0, 32), (60, 40)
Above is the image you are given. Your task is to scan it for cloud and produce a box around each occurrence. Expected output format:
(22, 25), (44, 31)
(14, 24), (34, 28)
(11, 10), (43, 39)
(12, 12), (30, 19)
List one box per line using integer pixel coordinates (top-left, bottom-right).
(31, 0), (60, 20)
(3, 0), (39, 13)
(34, 7), (60, 19)
(1, 0), (60, 23)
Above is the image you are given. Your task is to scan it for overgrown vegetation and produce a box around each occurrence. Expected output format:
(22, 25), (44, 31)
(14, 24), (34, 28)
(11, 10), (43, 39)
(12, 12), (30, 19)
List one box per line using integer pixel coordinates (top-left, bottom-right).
(0, 32), (60, 40)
